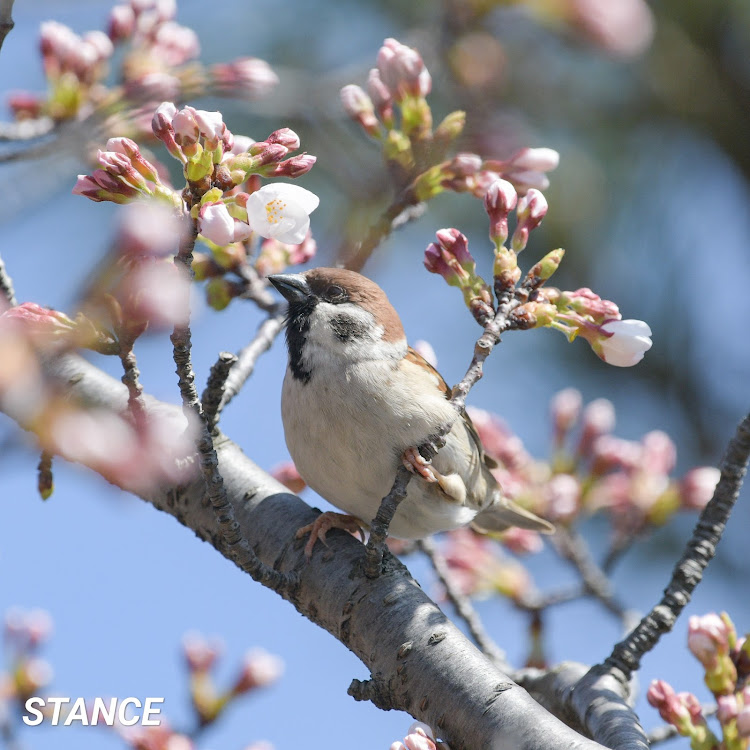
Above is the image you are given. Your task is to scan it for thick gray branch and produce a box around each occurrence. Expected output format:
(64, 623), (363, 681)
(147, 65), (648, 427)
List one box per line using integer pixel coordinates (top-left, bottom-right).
(22, 352), (649, 750)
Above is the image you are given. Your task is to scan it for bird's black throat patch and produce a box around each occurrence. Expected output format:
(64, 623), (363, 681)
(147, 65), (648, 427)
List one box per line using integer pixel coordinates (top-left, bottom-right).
(285, 298), (316, 384)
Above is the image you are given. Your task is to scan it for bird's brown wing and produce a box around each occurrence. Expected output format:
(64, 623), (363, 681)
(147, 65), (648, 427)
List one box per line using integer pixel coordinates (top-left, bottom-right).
(404, 346), (499, 470)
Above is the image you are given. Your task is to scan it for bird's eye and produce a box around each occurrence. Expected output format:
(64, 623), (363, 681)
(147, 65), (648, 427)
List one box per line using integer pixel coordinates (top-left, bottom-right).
(325, 284), (346, 302)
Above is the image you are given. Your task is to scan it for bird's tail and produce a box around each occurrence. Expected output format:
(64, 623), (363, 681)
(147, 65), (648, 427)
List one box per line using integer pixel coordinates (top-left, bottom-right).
(472, 494), (554, 534)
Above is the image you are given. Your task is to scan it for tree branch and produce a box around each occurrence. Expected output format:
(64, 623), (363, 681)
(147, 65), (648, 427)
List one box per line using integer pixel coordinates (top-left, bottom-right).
(417, 538), (509, 670)
(601, 411), (750, 680)
(26, 351), (640, 750)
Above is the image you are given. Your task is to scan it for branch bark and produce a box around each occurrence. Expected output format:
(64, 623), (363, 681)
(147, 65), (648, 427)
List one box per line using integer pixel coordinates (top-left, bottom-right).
(21, 351), (649, 750)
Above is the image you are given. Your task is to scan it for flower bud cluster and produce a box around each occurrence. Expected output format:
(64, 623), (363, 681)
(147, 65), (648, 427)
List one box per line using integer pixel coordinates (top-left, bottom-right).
(181, 632), (283, 728)
(424, 229), (493, 322)
(516, 286), (653, 367)
(74, 136), (175, 205)
(649, 611), (750, 748)
(454, 391), (719, 553)
(8, 3), (278, 129)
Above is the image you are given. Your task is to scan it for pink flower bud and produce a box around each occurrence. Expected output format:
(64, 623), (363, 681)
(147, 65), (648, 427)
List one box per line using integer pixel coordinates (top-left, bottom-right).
(232, 648), (283, 694)
(172, 106), (199, 145)
(647, 680), (689, 726)
(199, 203), (235, 247)
(340, 84), (379, 136)
(377, 38), (428, 99)
(262, 154), (317, 178)
(564, 288), (621, 322)
(288, 231), (317, 266)
(688, 613), (731, 668)
(116, 200), (183, 257)
(108, 4), (135, 41)
(569, 0), (655, 59)
(210, 57), (279, 98)
(543, 473), (580, 520)
(248, 141), (288, 165)
(152, 21), (200, 66)
(499, 527), (543, 555)
(193, 109), (225, 143)
(577, 397), (616, 458)
(680, 467), (720, 510)
(270, 462), (306, 494)
(738, 700), (750, 738)
(550, 387), (582, 443)
(182, 632), (221, 673)
(484, 178), (517, 245)
(366, 67), (393, 117)
(511, 189), (548, 252)
(266, 128), (300, 151)
(717, 694), (738, 724)
(83, 30), (114, 61)
(508, 147), (560, 173)
(2, 303), (77, 343)
(641, 430), (676, 475)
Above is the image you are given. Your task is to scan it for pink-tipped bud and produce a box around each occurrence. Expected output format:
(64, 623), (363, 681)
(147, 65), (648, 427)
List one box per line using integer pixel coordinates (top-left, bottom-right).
(266, 128), (300, 151)
(367, 67), (393, 119)
(484, 178), (517, 245)
(199, 203), (235, 247)
(183, 632), (221, 673)
(377, 37), (428, 99)
(108, 4), (136, 42)
(578, 398), (616, 456)
(248, 141), (288, 165)
(340, 84), (379, 136)
(210, 57), (279, 98)
(2, 303), (77, 343)
(172, 106), (199, 145)
(679, 467), (720, 510)
(262, 154), (317, 178)
(717, 694), (739, 725)
(508, 147), (560, 173)
(435, 228), (474, 272)
(232, 649), (284, 694)
(511, 189), (548, 252)
(688, 613), (732, 669)
(270, 462), (306, 494)
(550, 388), (582, 444)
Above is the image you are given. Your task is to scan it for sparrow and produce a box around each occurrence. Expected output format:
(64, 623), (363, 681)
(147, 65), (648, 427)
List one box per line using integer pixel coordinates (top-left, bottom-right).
(268, 267), (553, 556)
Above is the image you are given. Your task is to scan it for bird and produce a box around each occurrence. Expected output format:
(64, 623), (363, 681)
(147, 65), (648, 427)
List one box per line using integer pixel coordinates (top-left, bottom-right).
(268, 267), (554, 557)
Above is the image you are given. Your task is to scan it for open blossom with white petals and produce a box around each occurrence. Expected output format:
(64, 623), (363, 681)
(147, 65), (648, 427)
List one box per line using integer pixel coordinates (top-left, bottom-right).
(245, 184), (319, 245)
(597, 319), (653, 367)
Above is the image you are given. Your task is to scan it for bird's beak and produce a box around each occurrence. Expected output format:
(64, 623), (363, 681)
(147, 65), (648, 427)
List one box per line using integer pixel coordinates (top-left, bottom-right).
(267, 273), (312, 303)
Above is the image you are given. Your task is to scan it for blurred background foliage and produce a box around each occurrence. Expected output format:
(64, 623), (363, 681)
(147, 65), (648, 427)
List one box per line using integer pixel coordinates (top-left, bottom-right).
(1, 1), (749, 749)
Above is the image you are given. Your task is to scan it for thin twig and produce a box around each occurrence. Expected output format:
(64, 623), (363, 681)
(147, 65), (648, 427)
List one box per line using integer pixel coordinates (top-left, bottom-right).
(340, 191), (421, 272)
(602, 411), (750, 680)
(171, 218), (295, 592)
(118, 334), (147, 428)
(201, 351), (238, 435)
(551, 526), (628, 622)
(418, 538), (509, 669)
(219, 309), (285, 413)
(0, 252), (17, 306)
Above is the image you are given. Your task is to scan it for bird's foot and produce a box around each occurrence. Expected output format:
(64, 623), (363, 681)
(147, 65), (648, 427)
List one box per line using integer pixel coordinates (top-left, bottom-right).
(402, 446), (438, 482)
(296, 512), (366, 559)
